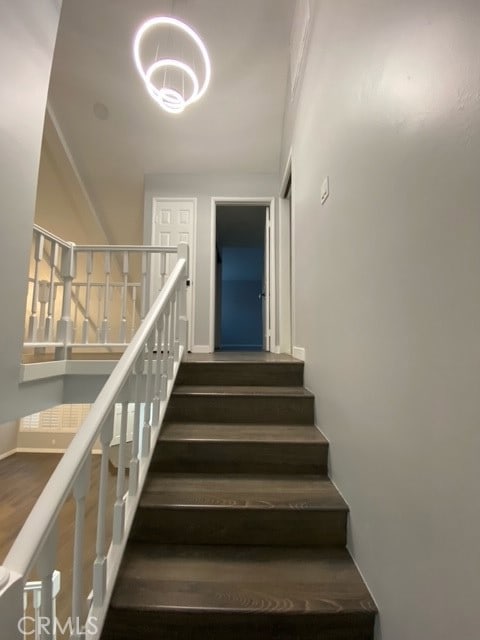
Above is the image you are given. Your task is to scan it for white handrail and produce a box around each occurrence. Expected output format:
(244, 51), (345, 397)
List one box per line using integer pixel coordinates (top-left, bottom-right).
(33, 224), (72, 249)
(8, 257), (185, 575)
(3, 244), (189, 639)
(26, 226), (180, 349)
(74, 244), (176, 253)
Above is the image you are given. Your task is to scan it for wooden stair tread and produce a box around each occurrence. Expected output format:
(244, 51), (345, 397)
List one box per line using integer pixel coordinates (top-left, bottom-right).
(172, 385), (314, 397)
(160, 423), (327, 443)
(183, 352), (302, 363)
(140, 473), (347, 511)
(111, 544), (376, 615)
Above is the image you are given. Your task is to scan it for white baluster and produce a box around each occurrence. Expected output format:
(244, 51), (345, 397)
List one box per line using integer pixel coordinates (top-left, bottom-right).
(82, 252), (93, 343)
(28, 232), (44, 342)
(33, 589), (41, 640)
(173, 291), (180, 362)
(167, 299), (175, 379)
(130, 285), (137, 340)
(71, 457), (91, 639)
(93, 412), (114, 608)
(72, 284), (81, 344)
(45, 241), (59, 342)
(140, 252), (148, 323)
(38, 281), (49, 343)
(160, 252), (167, 289)
(152, 316), (164, 428)
(56, 243), (76, 359)
(142, 336), (155, 458)
(120, 251), (129, 343)
(129, 356), (143, 497)
(178, 243), (189, 350)
(160, 307), (170, 402)
(36, 525), (57, 640)
(101, 252), (111, 343)
(113, 402), (128, 544)
(96, 285), (102, 342)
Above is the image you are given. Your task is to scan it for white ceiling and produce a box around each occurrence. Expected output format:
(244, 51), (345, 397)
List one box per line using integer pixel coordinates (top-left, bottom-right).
(48, 0), (294, 243)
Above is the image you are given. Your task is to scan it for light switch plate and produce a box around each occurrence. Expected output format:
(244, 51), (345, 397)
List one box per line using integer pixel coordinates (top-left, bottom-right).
(321, 176), (329, 204)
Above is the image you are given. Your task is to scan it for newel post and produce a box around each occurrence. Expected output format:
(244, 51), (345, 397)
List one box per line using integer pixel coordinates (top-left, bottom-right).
(0, 568), (23, 640)
(56, 242), (76, 359)
(177, 243), (189, 351)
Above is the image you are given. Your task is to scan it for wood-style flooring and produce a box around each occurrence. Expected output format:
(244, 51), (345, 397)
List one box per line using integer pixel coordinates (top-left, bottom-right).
(0, 452), (116, 639)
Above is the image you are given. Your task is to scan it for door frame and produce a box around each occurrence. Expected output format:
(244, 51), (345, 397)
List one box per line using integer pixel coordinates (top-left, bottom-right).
(278, 150), (293, 355)
(150, 196), (197, 351)
(209, 196), (276, 353)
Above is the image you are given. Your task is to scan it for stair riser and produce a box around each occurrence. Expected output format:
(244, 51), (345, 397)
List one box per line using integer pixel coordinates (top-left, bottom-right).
(131, 508), (346, 546)
(151, 441), (328, 475)
(176, 362), (304, 386)
(166, 395), (314, 424)
(103, 610), (375, 640)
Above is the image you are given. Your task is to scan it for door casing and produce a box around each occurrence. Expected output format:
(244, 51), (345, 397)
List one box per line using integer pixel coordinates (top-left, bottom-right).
(209, 197), (276, 353)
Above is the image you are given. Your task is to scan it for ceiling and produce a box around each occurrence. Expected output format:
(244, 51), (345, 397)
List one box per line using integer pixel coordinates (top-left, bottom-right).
(47, 0), (294, 243)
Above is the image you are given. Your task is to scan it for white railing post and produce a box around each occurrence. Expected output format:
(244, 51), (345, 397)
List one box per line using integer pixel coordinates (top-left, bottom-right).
(152, 315), (164, 428)
(160, 306), (169, 402)
(129, 356), (143, 497)
(36, 526), (58, 640)
(38, 281), (50, 343)
(142, 335), (155, 458)
(45, 241), (59, 342)
(140, 252), (148, 323)
(120, 251), (129, 343)
(71, 457), (91, 640)
(28, 232), (45, 342)
(93, 411), (114, 609)
(178, 242), (189, 350)
(82, 252), (93, 343)
(100, 252), (111, 344)
(167, 300), (175, 379)
(56, 242), (76, 358)
(113, 402), (128, 545)
(0, 569), (23, 640)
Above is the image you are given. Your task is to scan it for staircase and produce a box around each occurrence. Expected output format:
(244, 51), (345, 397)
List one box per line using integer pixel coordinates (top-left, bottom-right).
(102, 353), (376, 640)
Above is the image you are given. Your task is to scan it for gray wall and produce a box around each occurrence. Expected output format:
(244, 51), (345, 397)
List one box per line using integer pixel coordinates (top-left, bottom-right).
(285, 1), (480, 639)
(0, 0), (64, 423)
(0, 421), (19, 458)
(144, 173), (278, 348)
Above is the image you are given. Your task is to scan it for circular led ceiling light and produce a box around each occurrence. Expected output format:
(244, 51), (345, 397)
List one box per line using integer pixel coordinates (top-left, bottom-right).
(133, 17), (211, 114)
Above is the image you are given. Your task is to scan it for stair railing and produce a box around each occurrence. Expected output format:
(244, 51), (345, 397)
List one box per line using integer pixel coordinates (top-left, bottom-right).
(22, 571), (61, 640)
(1, 244), (189, 640)
(25, 225), (175, 354)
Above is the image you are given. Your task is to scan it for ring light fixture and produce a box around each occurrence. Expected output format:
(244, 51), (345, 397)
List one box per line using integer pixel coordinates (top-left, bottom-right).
(133, 16), (211, 114)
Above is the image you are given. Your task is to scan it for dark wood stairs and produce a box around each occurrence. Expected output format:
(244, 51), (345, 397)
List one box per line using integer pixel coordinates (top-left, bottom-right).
(102, 353), (376, 639)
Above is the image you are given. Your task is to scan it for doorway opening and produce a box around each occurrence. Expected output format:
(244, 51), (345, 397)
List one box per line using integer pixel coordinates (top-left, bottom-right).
(214, 205), (267, 351)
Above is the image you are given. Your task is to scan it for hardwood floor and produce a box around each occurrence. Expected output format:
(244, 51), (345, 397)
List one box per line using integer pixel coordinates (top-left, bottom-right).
(0, 452), (116, 639)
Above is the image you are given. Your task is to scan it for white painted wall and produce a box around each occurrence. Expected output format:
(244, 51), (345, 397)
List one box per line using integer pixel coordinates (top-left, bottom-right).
(35, 111), (110, 245)
(284, 2), (480, 639)
(144, 173), (279, 348)
(0, 0), (64, 423)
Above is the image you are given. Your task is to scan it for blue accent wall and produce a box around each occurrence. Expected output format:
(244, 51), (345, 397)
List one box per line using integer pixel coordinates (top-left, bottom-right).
(220, 247), (263, 349)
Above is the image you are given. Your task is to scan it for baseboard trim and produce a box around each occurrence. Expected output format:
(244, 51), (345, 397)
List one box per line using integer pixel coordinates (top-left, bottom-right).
(191, 345), (211, 353)
(16, 447), (101, 455)
(0, 448), (16, 461)
(293, 346), (306, 361)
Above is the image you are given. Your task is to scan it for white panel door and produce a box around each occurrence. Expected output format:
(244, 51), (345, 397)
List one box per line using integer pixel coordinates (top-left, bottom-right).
(152, 198), (195, 349)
